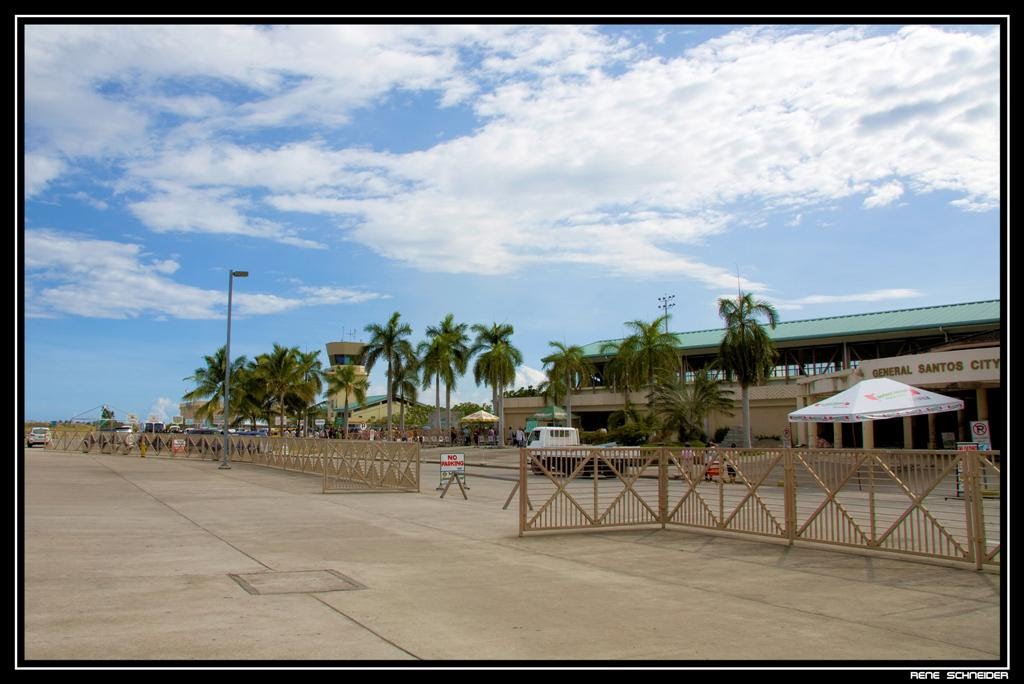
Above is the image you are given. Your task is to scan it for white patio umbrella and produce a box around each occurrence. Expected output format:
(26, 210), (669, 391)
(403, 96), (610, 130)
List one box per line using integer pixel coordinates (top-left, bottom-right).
(788, 377), (964, 448)
(459, 409), (500, 423)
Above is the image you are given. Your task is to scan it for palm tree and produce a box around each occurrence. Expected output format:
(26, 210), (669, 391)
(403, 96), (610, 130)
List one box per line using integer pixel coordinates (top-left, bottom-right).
(419, 314), (471, 440)
(294, 350), (324, 436)
(254, 343), (304, 436)
(233, 361), (273, 430)
(717, 293), (780, 448)
(391, 353), (420, 436)
(599, 314), (678, 437)
(653, 365), (735, 443)
(324, 365), (369, 437)
(182, 346), (247, 426)
(541, 342), (595, 428)
(470, 322), (522, 447)
(363, 312), (414, 437)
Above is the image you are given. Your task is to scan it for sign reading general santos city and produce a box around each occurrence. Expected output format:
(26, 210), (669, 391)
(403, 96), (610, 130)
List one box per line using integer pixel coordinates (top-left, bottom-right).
(859, 348), (1000, 384)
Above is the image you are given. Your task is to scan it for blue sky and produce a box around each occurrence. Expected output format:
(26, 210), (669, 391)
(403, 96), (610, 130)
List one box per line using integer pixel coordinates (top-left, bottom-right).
(20, 21), (1004, 423)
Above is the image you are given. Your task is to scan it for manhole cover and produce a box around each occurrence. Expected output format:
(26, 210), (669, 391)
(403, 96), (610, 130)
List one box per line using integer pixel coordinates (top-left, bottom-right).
(229, 569), (365, 595)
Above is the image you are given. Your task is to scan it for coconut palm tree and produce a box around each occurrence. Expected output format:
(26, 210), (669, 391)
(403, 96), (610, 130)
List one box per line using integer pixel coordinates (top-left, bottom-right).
(717, 293), (780, 448)
(418, 314), (470, 440)
(653, 365), (734, 443)
(254, 343), (305, 436)
(470, 322), (522, 447)
(541, 342), (595, 428)
(599, 314), (678, 438)
(182, 346), (247, 426)
(233, 361), (273, 431)
(294, 349), (324, 436)
(363, 312), (414, 437)
(324, 365), (369, 437)
(391, 352), (420, 436)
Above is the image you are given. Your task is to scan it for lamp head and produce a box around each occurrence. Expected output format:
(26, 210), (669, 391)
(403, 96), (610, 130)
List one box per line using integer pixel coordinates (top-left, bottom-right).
(232, 270), (249, 277)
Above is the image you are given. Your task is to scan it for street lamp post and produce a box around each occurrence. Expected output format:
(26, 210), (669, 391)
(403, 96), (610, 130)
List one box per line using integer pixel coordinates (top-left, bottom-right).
(220, 270), (248, 469)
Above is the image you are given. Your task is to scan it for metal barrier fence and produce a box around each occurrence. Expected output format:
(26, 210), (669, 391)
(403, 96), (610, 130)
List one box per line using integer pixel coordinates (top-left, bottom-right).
(42, 430), (420, 494)
(520, 447), (1001, 570)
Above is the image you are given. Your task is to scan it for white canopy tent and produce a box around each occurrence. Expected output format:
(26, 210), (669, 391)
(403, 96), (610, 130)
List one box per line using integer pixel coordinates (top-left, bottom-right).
(459, 409), (500, 423)
(788, 377), (964, 448)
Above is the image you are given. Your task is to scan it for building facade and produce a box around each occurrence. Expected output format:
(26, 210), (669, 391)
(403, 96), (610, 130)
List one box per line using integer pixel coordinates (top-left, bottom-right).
(504, 300), (1002, 450)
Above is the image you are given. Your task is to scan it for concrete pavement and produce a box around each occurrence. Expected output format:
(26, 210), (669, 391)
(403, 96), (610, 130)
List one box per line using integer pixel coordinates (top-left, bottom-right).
(21, 448), (1003, 663)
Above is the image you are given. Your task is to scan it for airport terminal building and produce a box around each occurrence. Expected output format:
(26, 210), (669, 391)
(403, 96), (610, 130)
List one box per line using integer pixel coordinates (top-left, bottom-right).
(504, 300), (1002, 450)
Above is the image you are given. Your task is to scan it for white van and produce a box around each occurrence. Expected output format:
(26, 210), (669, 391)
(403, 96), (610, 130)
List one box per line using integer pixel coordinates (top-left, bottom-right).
(527, 426), (579, 448)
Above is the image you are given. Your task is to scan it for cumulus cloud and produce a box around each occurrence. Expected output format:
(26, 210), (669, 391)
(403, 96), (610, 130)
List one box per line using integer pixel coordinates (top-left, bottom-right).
(773, 289), (924, 310)
(23, 229), (385, 319)
(24, 154), (66, 197)
(863, 181), (905, 209)
(24, 24), (999, 288)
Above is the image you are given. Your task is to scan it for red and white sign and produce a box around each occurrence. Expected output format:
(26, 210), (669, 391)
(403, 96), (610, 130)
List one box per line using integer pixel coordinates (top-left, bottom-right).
(970, 421), (991, 448)
(440, 453), (465, 473)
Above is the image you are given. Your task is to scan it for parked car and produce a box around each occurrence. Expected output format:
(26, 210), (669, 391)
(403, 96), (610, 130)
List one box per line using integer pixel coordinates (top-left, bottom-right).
(27, 427), (51, 448)
(166, 424), (183, 433)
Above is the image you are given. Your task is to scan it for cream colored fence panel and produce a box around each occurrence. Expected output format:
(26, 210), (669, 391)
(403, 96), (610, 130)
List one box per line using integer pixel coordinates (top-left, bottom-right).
(322, 440), (419, 493)
(521, 447), (663, 533)
(519, 446), (1000, 570)
(664, 448), (788, 539)
(43, 430), (420, 494)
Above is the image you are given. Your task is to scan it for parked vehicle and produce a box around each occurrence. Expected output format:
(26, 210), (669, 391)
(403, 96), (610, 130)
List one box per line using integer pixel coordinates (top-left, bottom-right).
(526, 426), (580, 449)
(143, 421), (165, 433)
(27, 427), (51, 448)
(166, 424), (183, 433)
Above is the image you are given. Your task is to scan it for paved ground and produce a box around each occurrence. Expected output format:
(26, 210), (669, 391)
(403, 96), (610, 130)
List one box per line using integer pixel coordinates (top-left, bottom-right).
(21, 448), (1003, 665)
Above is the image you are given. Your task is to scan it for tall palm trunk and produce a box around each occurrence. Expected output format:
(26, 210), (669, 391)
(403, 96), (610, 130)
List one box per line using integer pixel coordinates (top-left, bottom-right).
(434, 372), (441, 437)
(385, 362), (393, 437)
(445, 385), (452, 442)
(741, 385), (751, 448)
(343, 388), (350, 438)
(565, 371), (572, 428)
(279, 394), (286, 438)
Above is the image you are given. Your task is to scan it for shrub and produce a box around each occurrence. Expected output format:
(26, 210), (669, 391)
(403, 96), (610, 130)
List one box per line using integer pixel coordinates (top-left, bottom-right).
(608, 423), (650, 446)
(713, 427), (730, 444)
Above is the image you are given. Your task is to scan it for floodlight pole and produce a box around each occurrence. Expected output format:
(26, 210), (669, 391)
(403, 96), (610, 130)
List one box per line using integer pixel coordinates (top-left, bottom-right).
(221, 270), (248, 469)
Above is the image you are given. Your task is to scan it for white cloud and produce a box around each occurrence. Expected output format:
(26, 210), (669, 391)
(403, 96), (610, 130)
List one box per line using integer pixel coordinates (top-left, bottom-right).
(24, 154), (65, 198)
(514, 365), (548, 389)
(23, 229), (386, 320)
(147, 398), (177, 423)
(774, 289), (924, 310)
(24, 24), (1000, 286)
(863, 181), (905, 208)
(127, 183), (326, 249)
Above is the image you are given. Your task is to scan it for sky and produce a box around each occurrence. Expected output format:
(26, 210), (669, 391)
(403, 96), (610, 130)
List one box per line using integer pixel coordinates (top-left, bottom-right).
(19, 20), (1004, 423)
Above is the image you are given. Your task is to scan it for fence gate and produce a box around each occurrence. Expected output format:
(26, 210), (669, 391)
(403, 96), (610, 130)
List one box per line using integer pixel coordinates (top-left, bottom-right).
(519, 446), (1000, 570)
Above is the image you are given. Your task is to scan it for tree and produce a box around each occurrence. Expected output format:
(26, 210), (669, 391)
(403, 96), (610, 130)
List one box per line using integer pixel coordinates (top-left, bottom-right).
(391, 353), (420, 435)
(253, 343), (305, 435)
(295, 349), (324, 437)
(324, 365), (369, 437)
(233, 361), (273, 430)
(717, 293), (780, 448)
(182, 346), (247, 426)
(363, 312), (414, 437)
(470, 323), (522, 447)
(653, 365), (734, 443)
(419, 314), (470, 437)
(600, 314), (678, 396)
(541, 342), (595, 428)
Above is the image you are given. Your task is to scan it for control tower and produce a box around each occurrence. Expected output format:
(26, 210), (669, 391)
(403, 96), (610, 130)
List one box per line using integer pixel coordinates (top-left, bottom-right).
(323, 340), (369, 422)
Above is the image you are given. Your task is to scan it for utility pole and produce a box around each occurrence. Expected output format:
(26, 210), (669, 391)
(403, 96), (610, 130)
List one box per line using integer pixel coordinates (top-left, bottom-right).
(657, 294), (675, 333)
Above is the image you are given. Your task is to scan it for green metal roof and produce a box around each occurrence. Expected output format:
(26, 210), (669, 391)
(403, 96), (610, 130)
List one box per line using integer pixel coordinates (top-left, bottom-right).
(582, 300), (1001, 358)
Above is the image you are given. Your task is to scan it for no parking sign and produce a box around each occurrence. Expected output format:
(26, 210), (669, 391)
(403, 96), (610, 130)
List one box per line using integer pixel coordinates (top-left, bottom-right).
(970, 421), (991, 449)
